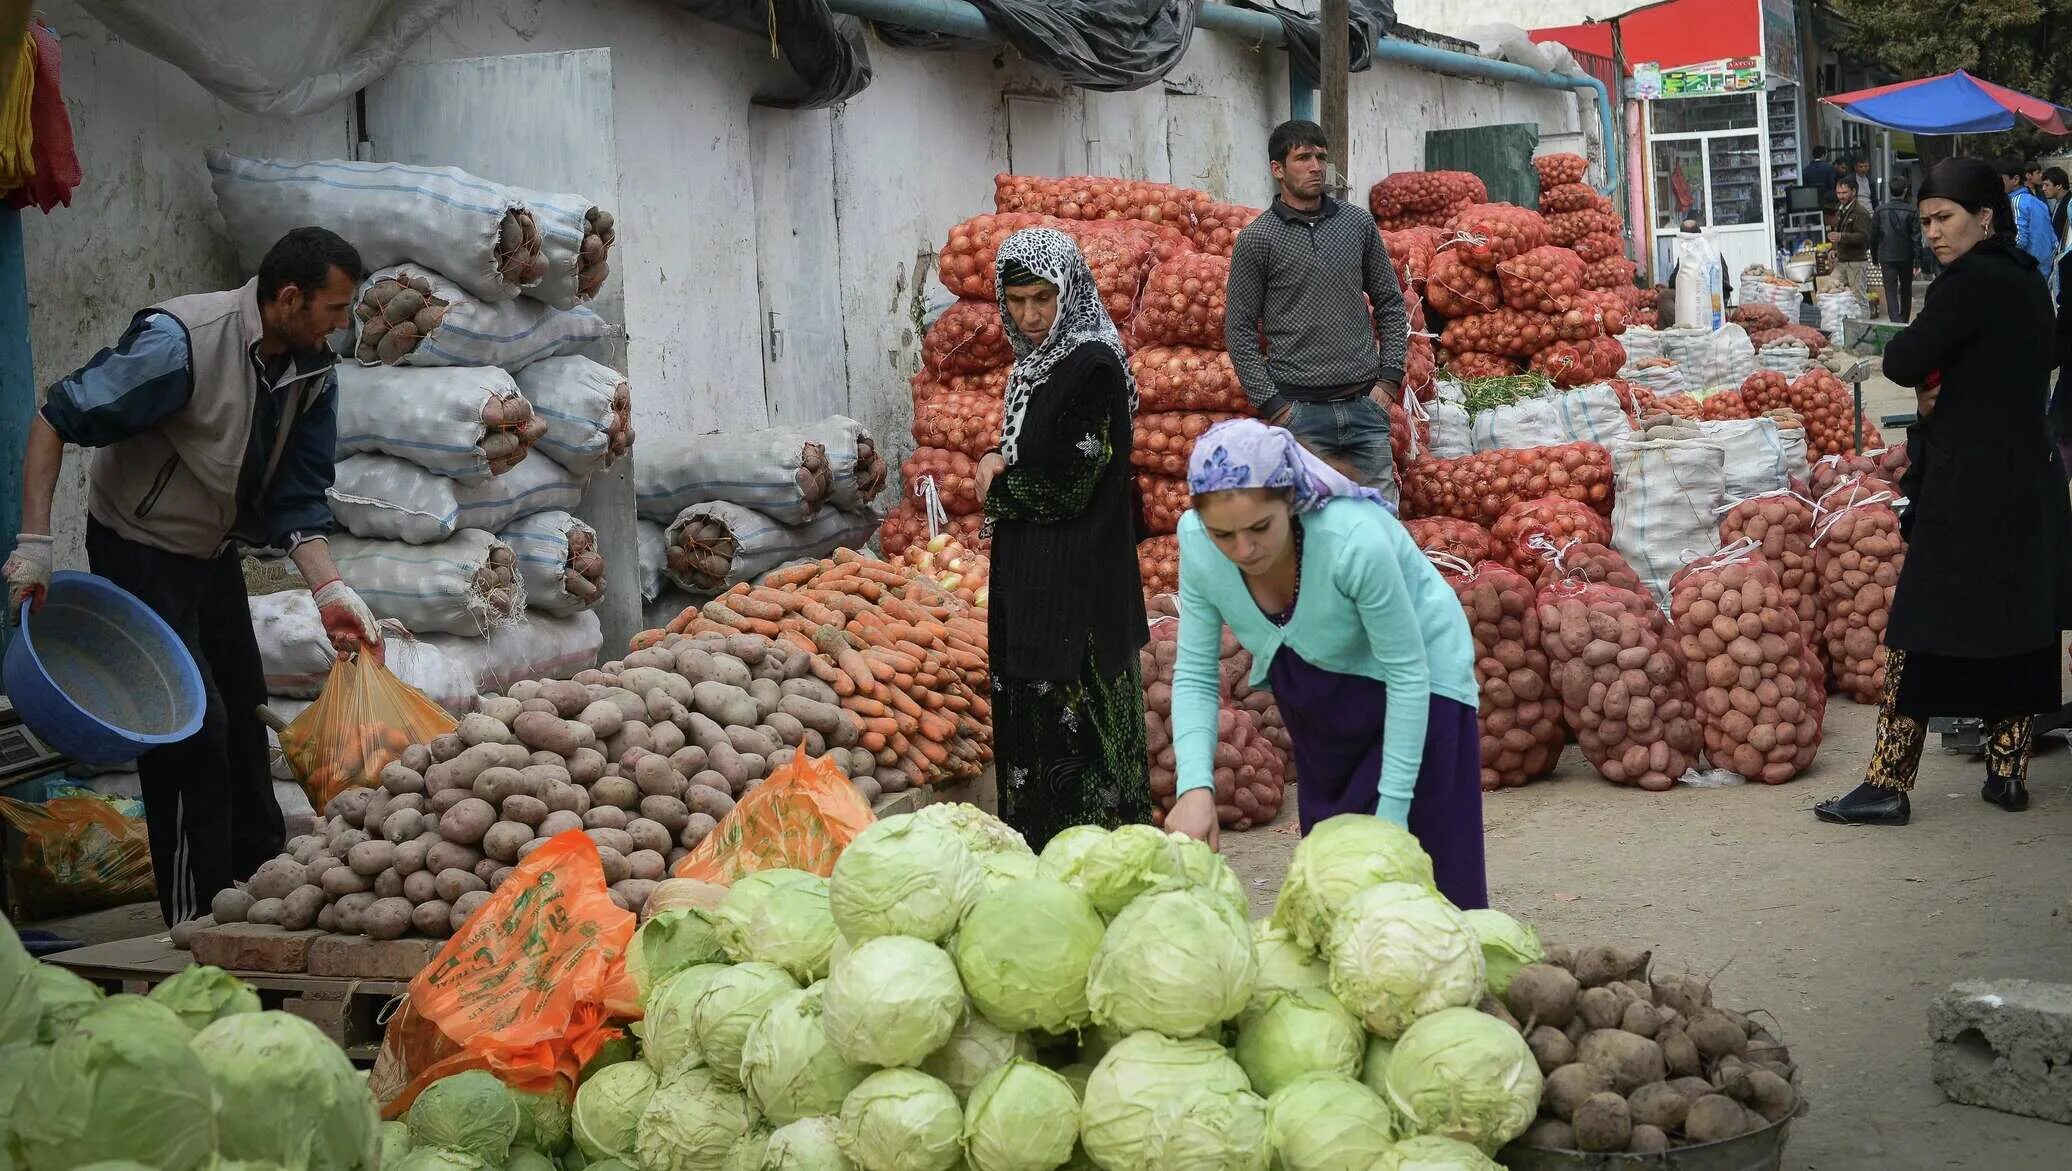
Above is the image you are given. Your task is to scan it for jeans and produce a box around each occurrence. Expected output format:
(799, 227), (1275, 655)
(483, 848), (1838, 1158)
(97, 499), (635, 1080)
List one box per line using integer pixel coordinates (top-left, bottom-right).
(1284, 394), (1397, 505)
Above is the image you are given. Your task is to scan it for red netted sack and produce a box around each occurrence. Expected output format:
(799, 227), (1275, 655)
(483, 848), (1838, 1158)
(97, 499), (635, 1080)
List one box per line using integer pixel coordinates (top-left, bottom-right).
(1608, 379), (1657, 423)
(1441, 309), (1557, 360)
(1535, 153), (1590, 187)
(1442, 204), (1552, 271)
(1731, 304), (1788, 331)
(1427, 250), (1504, 318)
(1581, 256), (1639, 290)
(1700, 390), (1754, 421)
(994, 173), (1206, 229)
(1572, 290), (1629, 335)
(1401, 441), (1614, 526)
(1371, 171), (1488, 221)
(1138, 535), (1178, 596)
(1539, 182), (1599, 214)
(1141, 622), (1288, 829)
(1748, 323), (1829, 356)
(1130, 346), (1248, 413)
(1667, 548), (1823, 783)
(1436, 558), (1564, 789)
(1574, 233), (1625, 264)
(923, 301), (1013, 375)
(1739, 370), (1792, 415)
(1815, 495), (1906, 702)
(1135, 254), (1231, 349)
(911, 390), (1003, 457)
(1383, 227), (1443, 292)
(1524, 539), (1643, 594)
(1547, 209), (1619, 247)
(1538, 579), (1703, 790)
(879, 500), (987, 559)
(911, 367), (1007, 405)
(939, 212), (1066, 298)
(1383, 393), (1432, 473)
(1405, 517), (1496, 564)
(1074, 218), (1197, 267)
(1191, 203), (1262, 257)
(1132, 411), (1246, 479)
(1789, 368), (1880, 456)
(1718, 491), (1821, 647)
(1404, 330), (1439, 403)
(1070, 226), (1162, 331)
(902, 447), (981, 515)
(1137, 474), (1190, 535)
(1445, 352), (1523, 380)
(1531, 335), (1625, 386)
(1492, 496), (1612, 575)
(1498, 245), (1586, 314)
(1804, 453), (1893, 501)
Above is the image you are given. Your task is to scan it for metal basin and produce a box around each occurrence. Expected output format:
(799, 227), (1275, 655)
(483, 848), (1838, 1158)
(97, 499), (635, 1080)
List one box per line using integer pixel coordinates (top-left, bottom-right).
(1500, 1116), (1793, 1171)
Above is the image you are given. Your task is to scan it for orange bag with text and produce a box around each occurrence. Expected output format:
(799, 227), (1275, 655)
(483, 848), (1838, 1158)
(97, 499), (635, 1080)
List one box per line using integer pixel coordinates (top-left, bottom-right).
(370, 830), (638, 1117)
(673, 753), (875, 883)
(278, 652), (456, 809)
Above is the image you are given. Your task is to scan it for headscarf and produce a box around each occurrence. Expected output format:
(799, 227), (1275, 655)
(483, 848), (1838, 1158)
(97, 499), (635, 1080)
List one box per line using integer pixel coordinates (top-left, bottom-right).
(993, 228), (1136, 466)
(1185, 418), (1396, 514)
(1920, 158), (2018, 252)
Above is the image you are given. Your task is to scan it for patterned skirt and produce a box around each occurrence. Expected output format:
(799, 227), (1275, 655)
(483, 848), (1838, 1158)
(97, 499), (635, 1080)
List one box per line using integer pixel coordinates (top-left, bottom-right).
(991, 642), (1151, 852)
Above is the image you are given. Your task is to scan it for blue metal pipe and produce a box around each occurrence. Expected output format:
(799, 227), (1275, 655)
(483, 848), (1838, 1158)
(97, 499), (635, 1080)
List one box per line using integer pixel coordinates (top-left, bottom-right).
(1290, 66), (1317, 122)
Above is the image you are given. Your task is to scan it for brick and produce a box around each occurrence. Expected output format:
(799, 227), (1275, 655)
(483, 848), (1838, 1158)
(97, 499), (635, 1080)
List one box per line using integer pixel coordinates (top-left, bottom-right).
(1928, 978), (2072, 1124)
(188, 924), (322, 973)
(305, 933), (443, 980)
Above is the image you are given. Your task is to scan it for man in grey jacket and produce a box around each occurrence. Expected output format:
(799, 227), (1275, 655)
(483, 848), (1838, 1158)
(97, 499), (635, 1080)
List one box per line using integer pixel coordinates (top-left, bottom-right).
(3, 227), (383, 925)
(1225, 120), (1409, 502)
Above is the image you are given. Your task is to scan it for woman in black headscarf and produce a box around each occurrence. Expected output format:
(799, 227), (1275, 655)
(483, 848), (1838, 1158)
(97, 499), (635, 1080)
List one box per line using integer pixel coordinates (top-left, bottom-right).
(1816, 158), (2072, 826)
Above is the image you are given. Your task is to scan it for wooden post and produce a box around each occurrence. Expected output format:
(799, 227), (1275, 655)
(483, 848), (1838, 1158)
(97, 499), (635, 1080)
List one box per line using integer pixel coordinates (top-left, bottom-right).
(1321, 0), (1351, 199)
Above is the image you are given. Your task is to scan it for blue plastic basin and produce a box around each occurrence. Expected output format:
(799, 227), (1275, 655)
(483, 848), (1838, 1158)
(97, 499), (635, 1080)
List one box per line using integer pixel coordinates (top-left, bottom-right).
(4, 571), (205, 765)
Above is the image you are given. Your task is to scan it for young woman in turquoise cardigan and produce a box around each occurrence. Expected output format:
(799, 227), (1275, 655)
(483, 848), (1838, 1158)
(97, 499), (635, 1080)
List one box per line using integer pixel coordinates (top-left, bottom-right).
(1162, 419), (1488, 908)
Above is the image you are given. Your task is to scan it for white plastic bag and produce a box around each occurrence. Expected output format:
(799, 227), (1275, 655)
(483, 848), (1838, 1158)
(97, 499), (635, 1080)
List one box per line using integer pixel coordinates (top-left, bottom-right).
(1609, 436), (1728, 609)
(250, 590), (478, 712)
(510, 356), (632, 477)
(637, 519), (669, 603)
(1698, 418), (1806, 501)
(1674, 231), (1725, 332)
(348, 264), (616, 371)
(635, 420), (845, 526)
(498, 510), (603, 616)
(661, 502), (881, 595)
(328, 528), (523, 637)
(1470, 383), (1632, 452)
(207, 151), (538, 302)
(334, 363), (537, 484)
(327, 451), (584, 544)
(1818, 289), (1869, 335)
(422, 610), (604, 693)
(1657, 325), (1755, 390)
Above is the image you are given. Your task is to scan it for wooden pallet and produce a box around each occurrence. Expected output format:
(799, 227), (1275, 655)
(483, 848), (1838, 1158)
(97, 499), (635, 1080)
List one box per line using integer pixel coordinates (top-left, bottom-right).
(44, 927), (438, 1064)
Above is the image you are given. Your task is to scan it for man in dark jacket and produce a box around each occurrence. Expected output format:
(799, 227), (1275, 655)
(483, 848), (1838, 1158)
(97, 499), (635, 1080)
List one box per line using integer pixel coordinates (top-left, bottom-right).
(2, 227), (384, 925)
(1871, 177), (1922, 322)
(1802, 147), (1837, 206)
(1829, 176), (1872, 298)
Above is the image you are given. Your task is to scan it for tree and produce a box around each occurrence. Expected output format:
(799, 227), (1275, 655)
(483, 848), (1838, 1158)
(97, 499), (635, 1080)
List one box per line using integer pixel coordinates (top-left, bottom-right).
(1834, 0), (2072, 162)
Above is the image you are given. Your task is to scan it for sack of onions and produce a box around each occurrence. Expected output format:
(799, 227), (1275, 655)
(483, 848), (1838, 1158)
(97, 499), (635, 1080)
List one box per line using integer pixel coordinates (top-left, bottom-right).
(1535, 153), (1590, 187)
(1492, 496), (1612, 575)
(1401, 441), (1615, 526)
(1441, 309), (1553, 360)
(1443, 203), (1553, 270)
(993, 173), (1206, 229)
(1667, 545), (1823, 783)
(1130, 346), (1248, 413)
(1434, 556), (1565, 789)
(1135, 254), (1232, 350)
(911, 366), (1006, 405)
(1739, 370), (1793, 414)
(1370, 171), (1488, 220)
(1406, 517), (1496, 563)
(1138, 535), (1178, 596)
(938, 212), (1065, 298)
(1574, 233), (1626, 264)
(911, 390), (1004, 458)
(1133, 411), (1246, 479)
(1538, 579), (1704, 790)
(1446, 352), (1524, 380)
(1071, 226), (1163, 330)
(1539, 182), (1599, 215)
(1718, 490), (1822, 647)
(1580, 255), (1639, 291)
(1136, 474), (1191, 536)
(1699, 390), (1754, 421)
(1607, 378), (1658, 423)
(923, 300), (1014, 376)
(1427, 250), (1504, 318)
(1814, 493), (1906, 702)
(1382, 226), (1443, 292)
(1572, 289), (1630, 335)
(1498, 245), (1587, 314)
(1384, 393), (1432, 474)
(1192, 203), (1262, 257)
(1531, 335), (1626, 386)
(902, 447), (981, 516)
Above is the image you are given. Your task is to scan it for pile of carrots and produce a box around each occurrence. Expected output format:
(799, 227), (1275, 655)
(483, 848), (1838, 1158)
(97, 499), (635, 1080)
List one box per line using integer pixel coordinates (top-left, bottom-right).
(638, 542), (993, 791)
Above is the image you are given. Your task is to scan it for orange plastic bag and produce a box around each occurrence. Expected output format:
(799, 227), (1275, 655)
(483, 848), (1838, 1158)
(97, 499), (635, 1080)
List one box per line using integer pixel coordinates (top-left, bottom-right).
(0, 793), (155, 920)
(278, 652), (456, 809)
(370, 830), (638, 1117)
(674, 753), (876, 883)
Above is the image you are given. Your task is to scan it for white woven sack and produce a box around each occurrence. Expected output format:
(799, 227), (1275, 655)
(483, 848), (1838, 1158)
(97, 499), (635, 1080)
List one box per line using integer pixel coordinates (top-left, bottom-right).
(335, 363), (524, 484)
(350, 264), (615, 372)
(662, 502), (881, 595)
(249, 590), (477, 713)
(208, 151), (531, 302)
(1471, 384), (1632, 452)
(1618, 326), (1665, 364)
(1609, 436), (1728, 609)
(1623, 362), (1688, 397)
(637, 519), (668, 603)
(423, 610), (604, 693)
(1755, 341), (1813, 378)
(499, 510), (600, 616)
(328, 452), (583, 544)
(511, 355), (627, 477)
(635, 421), (842, 526)
(328, 528), (523, 637)
(502, 185), (606, 308)
(1699, 418), (1806, 502)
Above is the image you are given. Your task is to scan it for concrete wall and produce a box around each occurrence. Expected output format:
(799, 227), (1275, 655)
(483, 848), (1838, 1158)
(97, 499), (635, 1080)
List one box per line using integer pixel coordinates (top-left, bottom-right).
(21, 0), (1584, 571)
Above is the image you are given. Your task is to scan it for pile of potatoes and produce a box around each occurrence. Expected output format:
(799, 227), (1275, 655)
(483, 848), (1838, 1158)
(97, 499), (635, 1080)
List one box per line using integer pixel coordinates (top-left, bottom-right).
(1718, 493), (1820, 647)
(1815, 495), (1905, 704)
(1439, 559), (1564, 790)
(353, 271), (450, 364)
(1538, 581), (1702, 791)
(197, 632), (876, 941)
(1497, 944), (1801, 1155)
(1667, 553), (1823, 785)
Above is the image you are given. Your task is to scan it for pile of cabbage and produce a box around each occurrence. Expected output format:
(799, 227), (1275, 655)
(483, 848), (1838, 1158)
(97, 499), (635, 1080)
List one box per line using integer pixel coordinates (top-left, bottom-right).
(533, 804), (1548, 1171)
(0, 913), (383, 1170)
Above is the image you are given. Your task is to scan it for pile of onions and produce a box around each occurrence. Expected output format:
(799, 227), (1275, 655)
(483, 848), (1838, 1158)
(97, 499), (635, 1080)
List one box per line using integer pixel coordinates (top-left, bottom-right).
(1443, 203), (1552, 270)
(1730, 304), (1789, 331)
(1539, 182), (1600, 214)
(1815, 494), (1906, 703)
(939, 212), (1065, 298)
(912, 367), (1007, 404)
(1540, 579), (1704, 789)
(1133, 411), (1244, 478)
(1789, 368), (1876, 457)
(1072, 227), (1162, 329)
(1436, 558), (1564, 789)
(1073, 218), (1197, 266)
(1700, 390), (1754, 421)
(1382, 227), (1443, 291)
(1406, 516), (1495, 563)
(993, 173), (1205, 229)
(1667, 549), (1824, 783)
(1446, 352), (1524, 379)
(923, 300), (1013, 375)
(1526, 539), (1643, 593)
(902, 447), (981, 515)
(1739, 370), (1793, 414)
(1370, 171), (1488, 222)
(1138, 535), (1178, 596)
(1719, 492), (1821, 646)
(1492, 496), (1612, 575)
(1530, 335), (1626, 386)
(1136, 475), (1191, 535)
(1580, 255), (1639, 290)
(1401, 440), (1615, 526)
(1192, 203), (1262, 257)
(1130, 346), (1247, 413)
(1534, 153), (1591, 187)
(1427, 251), (1504, 317)
(1134, 254), (1231, 350)
(911, 390), (1003, 457)
(1498, 245), (1586, 313)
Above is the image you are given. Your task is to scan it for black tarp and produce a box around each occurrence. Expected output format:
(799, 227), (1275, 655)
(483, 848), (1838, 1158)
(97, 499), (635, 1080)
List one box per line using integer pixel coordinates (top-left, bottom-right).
(954, 0), (1202, 92)
(1226, 0), (1395, 81)
(662, 0), (873, 108)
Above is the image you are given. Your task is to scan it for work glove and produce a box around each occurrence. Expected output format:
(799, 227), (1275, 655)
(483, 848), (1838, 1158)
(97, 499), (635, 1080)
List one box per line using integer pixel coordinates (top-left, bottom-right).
(311, 578), (383, 656)
(4, 534), (53, 619)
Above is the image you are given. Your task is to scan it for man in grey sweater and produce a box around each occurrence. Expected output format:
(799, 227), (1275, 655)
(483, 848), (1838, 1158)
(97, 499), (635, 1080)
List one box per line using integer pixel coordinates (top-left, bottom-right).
(1225, 120), (1409, 501)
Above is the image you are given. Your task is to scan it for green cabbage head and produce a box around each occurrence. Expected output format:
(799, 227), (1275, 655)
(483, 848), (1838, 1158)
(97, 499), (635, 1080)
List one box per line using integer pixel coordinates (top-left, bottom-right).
(829, 816), (982, 943)
(1383, 1007), (1541, 1153)
(1, 1041), (44, 1171)
(690, 962), (801, 1088)
(572, 1059), (659, 1161)
(740, 987), (870, 1124)
(712, 870), (824, 964)
(641, 961), (729, 1078)
(12, 996), (216, 1170)
(1372, 1135), (1503, 1170)
(1234, 986), (1365, 1097)
(1461, 909), (1543, 999)
(1326, 883), (1484, 1038)
(33, 962), (104, 1042)
(515, 1078), (574, 1152)
(1085, 889), (1255, 1039)
(821, 936), (964, 1068)
(760, 1116), (850, 1168)
(837, 1068), (964, 1171)
(961, 1059), (1079, 1171)
(953, 877), (1104, 1033)
(507, 1152), (557, 1171)
(1361, 1033), (1396, 1096)
(1272, 815), (1436, 950)
(146, 963), (261, 1032)
(723, 1124), (774, 1171)
(1034, 825), (1107, 877)
(389, 1151), (488, 1171)
(1047, 823), (1186, 918)
(718, 872), (838, 984)
(0, 914), (39, 1048)
(1077, 1032), (1251, 1170)
(407, 1069), (520, 1165)
(192, 1010), (380, 1170)
(629, 905), (728, 1002)
(634, 1067), (755, 1171)
(976, 849), (1042, 893)
(919, 1005), (1032, 1100)
(912, 802), (1031, 857)
(1251, 922), (1329, 1011)
(1264, 1072), (1397, 1171)
(377, 1120), (412, 1167)
(1143, 1083), (1269, 1171)
(1172, 835), (1249, 921)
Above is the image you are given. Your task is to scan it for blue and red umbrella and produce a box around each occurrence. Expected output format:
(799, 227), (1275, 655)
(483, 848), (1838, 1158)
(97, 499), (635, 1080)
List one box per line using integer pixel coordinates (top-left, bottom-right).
(1822, 70), (2072, 136)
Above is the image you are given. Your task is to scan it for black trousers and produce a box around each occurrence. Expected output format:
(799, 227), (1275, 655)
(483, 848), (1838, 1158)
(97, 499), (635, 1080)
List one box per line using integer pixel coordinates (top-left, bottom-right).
(1881, 262), (1915, 322)
(85, 519), (282, 925)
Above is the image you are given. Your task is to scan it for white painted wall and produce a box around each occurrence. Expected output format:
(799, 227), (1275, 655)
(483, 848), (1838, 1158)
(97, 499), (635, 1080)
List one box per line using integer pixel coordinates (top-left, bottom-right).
(21, 0), (1583, 569)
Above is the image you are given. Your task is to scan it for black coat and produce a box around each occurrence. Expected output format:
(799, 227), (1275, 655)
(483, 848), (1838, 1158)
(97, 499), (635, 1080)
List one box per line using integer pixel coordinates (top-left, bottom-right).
(1884, 238), (2072, 658)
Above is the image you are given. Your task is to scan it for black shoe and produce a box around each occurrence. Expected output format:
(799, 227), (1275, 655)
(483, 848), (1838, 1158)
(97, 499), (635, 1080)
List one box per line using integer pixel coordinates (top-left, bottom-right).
(1814, 784), (1911, 826)
(1982, 777), (2031, 812)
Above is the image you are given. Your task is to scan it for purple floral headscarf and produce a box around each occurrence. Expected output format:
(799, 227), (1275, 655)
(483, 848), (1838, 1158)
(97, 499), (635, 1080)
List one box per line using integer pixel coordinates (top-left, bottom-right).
(1185, 418), (1397, 514)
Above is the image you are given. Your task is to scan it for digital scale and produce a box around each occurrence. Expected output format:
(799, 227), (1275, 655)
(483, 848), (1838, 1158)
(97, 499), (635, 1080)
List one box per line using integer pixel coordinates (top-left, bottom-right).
(0, 694), (71, 794)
